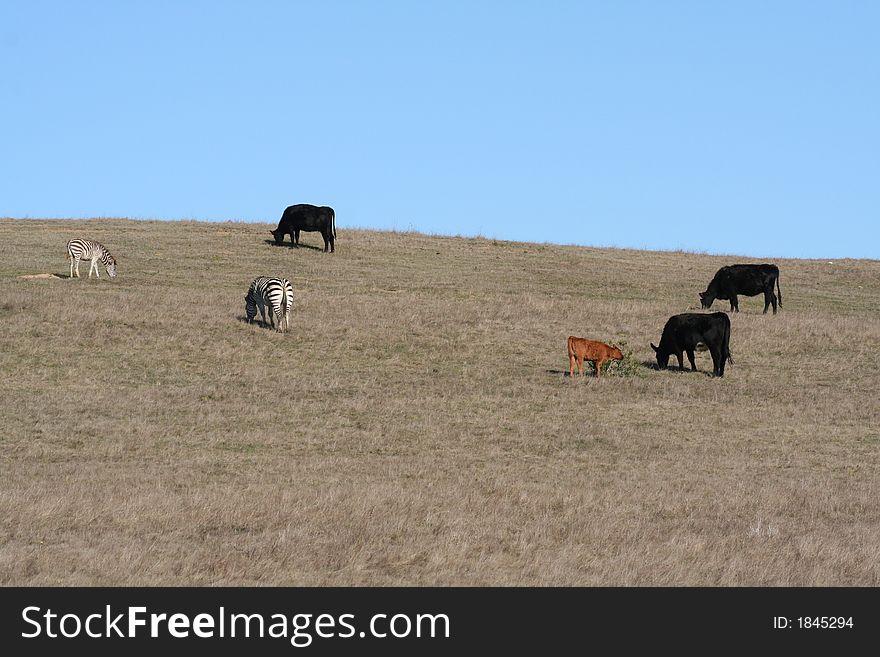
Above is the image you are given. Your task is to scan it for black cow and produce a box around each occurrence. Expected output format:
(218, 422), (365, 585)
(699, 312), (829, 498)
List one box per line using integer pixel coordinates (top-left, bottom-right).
(271, 204), (336, 253)
(651, 312), (732, 377)
(699, 264), (781, 314)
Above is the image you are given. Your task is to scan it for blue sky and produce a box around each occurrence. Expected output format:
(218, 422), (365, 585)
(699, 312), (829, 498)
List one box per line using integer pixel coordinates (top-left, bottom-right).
(1, 1), (877, 258)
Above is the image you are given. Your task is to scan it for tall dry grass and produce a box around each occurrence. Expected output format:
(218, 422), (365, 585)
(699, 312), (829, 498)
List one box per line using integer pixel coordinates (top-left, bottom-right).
(0, 218), (878, 585)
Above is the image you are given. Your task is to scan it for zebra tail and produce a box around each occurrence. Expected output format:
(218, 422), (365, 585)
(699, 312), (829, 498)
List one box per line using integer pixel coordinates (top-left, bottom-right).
(280, 282), (290, 331)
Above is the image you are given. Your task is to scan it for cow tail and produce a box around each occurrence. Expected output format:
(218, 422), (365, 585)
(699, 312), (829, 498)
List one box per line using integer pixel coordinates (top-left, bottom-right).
(724, 318), (734, 366)
(332, 208), (336, 239)
(776, 272), (782, 308)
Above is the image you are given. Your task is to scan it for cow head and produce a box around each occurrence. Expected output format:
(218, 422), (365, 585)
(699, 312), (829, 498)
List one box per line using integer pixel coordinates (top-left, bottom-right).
(699, 290), (715, 309)
(650, 343), (669, 369)
(610, 345), (624, 361)
(271, 229), (284, 246)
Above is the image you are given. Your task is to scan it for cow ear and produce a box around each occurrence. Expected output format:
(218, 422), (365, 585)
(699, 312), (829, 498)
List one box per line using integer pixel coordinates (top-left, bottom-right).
(650, 343), (658, 352)
(698, 292), (705, 299)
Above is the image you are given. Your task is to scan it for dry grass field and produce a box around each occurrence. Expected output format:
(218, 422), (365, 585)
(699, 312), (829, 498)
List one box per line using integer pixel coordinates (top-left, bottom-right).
(1, 218), (878, 586)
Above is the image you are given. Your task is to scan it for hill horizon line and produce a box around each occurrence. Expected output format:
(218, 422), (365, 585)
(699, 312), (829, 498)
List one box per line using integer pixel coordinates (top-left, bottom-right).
(3, 216), (875, 263)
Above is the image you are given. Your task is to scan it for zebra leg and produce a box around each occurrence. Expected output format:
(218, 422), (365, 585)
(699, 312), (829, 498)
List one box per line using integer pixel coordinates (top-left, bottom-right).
(74, 259), (80, 278)
(69, 257), (74, 278)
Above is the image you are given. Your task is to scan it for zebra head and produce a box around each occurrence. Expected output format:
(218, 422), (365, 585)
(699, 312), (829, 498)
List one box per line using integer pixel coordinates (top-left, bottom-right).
(106, 258), (118, 278)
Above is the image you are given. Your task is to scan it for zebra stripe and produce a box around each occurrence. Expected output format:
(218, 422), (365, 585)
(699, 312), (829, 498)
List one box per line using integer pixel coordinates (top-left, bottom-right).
(67, 239), (117, 279)
(245, 276), (293, 332)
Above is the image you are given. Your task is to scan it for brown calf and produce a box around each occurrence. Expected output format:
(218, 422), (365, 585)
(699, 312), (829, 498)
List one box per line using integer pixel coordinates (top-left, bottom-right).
(567, 336), (624, 379)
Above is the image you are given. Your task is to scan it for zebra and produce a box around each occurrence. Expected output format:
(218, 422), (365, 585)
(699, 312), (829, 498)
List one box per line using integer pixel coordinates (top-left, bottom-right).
(245, 276), (293, 332)
(66, 239), (118, 279)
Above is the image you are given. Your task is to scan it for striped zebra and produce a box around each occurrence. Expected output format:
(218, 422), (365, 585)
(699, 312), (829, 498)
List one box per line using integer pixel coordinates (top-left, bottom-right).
(245, 276), (293, 332)
(66, 239), (117, 279)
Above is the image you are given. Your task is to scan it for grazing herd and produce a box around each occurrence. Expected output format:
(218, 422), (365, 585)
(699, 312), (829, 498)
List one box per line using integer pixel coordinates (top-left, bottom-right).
(570, 262), (776, 379)
(570, 263), (777, 379)
(63, 208), (783, 378)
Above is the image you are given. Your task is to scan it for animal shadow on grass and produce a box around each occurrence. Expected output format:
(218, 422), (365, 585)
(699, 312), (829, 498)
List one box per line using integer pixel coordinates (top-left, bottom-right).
(639, 359), (716, 377)
(237, 315), (278, 331)
(546, 368), (606, 379)
(263, 239), (323, 251)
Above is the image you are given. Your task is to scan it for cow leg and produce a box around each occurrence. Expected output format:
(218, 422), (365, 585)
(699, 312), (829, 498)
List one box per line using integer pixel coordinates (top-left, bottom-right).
(322, 232), (329, 252)
(293, 230), (300, 246)
(730, 295), (739, 312)
(686, 349), (697, 371)
(328, 233), (335, 253)
(569, 355), (576, 378)
(577, 356), (585, 377)
(595, 359), (603, 380)
(764, 290), (777, 314)
(676, 352), (684, 370)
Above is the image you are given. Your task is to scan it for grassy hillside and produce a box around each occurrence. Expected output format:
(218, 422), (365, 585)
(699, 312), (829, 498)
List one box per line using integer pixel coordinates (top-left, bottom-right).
(1, 218), (878, 585)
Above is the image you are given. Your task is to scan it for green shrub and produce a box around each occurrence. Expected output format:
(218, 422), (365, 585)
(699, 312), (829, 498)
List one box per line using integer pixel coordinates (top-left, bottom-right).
(601, 340), (644, 378)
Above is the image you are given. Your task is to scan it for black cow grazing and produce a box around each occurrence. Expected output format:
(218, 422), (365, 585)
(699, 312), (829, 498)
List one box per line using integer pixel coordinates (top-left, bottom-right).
(699, 264), (782, 314)
(651, 312), (732, 377)
(271, 204), (336, 253)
